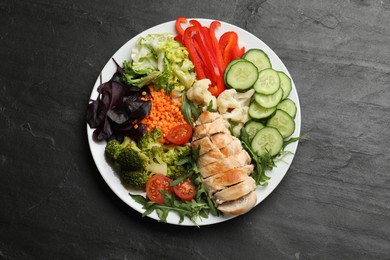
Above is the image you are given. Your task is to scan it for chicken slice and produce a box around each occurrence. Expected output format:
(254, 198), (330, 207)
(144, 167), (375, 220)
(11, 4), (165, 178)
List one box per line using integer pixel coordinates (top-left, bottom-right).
(209, 132), (234, 149)
(198, 149), (226, 168)
(199, 150), (252, 178)
(213, 177), (256, 204)
(195, 110), (222, 126)
(193, 117), (228, 140)
(220, 137), (243, 157)
(191, 136), (217, 156)
(217, 191), (257, 216)
(202, 168), (249, 195)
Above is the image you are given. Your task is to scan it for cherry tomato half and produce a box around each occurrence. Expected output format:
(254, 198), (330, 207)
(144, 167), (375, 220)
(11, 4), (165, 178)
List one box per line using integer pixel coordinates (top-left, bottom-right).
(146, 174), (173, 204)
(166, 123), (193, 145)
(173, 179), (197, 201)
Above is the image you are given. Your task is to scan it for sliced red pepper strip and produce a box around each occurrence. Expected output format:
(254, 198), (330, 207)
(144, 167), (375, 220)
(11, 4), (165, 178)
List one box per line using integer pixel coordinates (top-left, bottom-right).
(174, 34), (184, 45)
(209, 21), (225, 74)
(192, 38), (213, 80)
(190, 20), (220, 83)
(175, 16), (188, 37)
(183, 26), (206, 79)
(208, 73), (225, 97)
(202, 26), (216, 60)
(219, 31), (239, 69)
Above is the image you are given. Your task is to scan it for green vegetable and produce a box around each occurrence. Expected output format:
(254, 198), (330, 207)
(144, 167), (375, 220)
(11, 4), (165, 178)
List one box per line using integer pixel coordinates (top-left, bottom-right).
(105, 137), (132, 161)
(122, 33), (196, 93)
(138, 128), (164, 152)
(129, 146), (219, 225)
(121, 170), (151, 189)
(181, 91), (201, 125)
(116, 141), (149, 171)
(105, 129), (194, 189)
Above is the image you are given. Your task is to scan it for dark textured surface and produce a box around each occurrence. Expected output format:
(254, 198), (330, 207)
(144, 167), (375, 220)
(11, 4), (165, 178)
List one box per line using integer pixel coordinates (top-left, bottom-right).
(1, 0), (390, 259)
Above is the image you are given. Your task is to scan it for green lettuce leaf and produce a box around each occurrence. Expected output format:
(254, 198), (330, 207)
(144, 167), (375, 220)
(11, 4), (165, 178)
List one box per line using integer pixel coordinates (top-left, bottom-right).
(122, 33), (196, 93)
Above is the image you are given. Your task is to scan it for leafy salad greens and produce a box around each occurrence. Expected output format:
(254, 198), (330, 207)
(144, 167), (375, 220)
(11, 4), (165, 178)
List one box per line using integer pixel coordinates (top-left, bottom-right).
(122, 33), (196, 93)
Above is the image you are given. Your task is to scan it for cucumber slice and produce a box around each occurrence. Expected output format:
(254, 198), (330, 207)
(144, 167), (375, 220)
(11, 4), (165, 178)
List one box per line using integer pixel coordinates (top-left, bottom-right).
(267, 109), (295, 138)
(224, 59), (245, 82)
(251, 127), (283, 157)
(225, 60), (258, 91)
(254, 88), (283, 108)
(243, 49), (272, 72)
(243, 120), (265, 141)
(248, 101), (276, 119)
(278, 71), (292, 99)
(253, 68), (280, 95)
(277, 98), (297, 118)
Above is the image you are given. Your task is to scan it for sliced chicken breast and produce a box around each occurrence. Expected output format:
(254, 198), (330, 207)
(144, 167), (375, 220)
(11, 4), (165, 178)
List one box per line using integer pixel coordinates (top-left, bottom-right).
(220, 138), (243, 157)
(217, 191), (257, 215)
(191, 136), (217, 156)
(213, 177), (256, 204)
(202, 168), (249, 195)
(209, 132), (234, 149)
(199, 150), (252, 178)
(198, 149), (226, 168)
(191, 111), (257, 216)
(193, 117), (228, 139)
(195, 110), (222, 126)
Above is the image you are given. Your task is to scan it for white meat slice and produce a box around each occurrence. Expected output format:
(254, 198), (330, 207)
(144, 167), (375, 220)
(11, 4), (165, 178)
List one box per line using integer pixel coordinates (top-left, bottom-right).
(195, 110), (222, 126)
(212, 177), (256, 204)
(199, 150), (251, 178)
(217, 191), (257, 216)
(198, 149), (226, 168)
(220, 137), (243, 157)
(209, 132), (234, 150)
(193, 117), (228, 140)
(202, 168), (249, 195)
(191, 136), (217, 156)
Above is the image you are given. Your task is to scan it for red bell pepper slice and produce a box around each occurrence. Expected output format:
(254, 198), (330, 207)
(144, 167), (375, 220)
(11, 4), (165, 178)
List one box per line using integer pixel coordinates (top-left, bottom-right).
(190, 19), (226, 96)
(219, 31), (239, 69)
(190, 20), (220, 82)
(175, 17), (188, 39)
(183, 26), (206, 79)
(209, 21), (225, 74)
(208, 72), (225, 97)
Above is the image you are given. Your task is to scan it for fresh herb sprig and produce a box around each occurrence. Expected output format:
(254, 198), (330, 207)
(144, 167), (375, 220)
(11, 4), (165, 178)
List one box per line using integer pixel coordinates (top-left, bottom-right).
(181, 92), (201, 126)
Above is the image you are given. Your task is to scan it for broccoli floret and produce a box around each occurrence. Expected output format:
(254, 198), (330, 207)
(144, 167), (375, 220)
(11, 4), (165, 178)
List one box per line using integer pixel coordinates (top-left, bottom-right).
(120, 170), (150, 189)
(138, 128), (163, 151)
(162, 145), (191, 165)
(167, 164), (188, 180)
(105, 137), (132, 161)
(161, 145), (192, 179)
(117, 147), (149, 171)
(145, 146), (168, 175)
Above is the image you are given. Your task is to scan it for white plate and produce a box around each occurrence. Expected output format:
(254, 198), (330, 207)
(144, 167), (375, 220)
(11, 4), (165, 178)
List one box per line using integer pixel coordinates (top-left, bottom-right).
(87, 18), (301, 226)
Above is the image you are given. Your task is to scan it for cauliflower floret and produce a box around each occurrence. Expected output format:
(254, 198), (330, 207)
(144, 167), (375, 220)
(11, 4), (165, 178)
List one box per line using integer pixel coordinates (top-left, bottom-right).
(232, 123), (244, 137)
(220, 88), (254, 137)
(222, 106), (250, 124)
(216, 89), (239, 114)
(187, 79), (217, 111)
(234, 88), (255, 107)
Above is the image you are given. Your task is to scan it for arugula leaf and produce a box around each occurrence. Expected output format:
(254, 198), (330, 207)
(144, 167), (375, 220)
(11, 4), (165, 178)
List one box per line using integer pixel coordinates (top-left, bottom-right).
(283, 132), (308, 149)
(206, 100), (217, 112)
(181, 92), (200, 125)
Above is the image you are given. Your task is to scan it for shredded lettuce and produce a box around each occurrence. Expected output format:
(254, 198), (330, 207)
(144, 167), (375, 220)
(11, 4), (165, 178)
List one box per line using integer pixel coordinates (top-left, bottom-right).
(122, 33), (196, 93)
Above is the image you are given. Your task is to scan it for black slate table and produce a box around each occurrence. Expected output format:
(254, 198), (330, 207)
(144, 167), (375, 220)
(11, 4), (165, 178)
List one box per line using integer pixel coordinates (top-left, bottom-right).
(1, 0), (389, 259)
